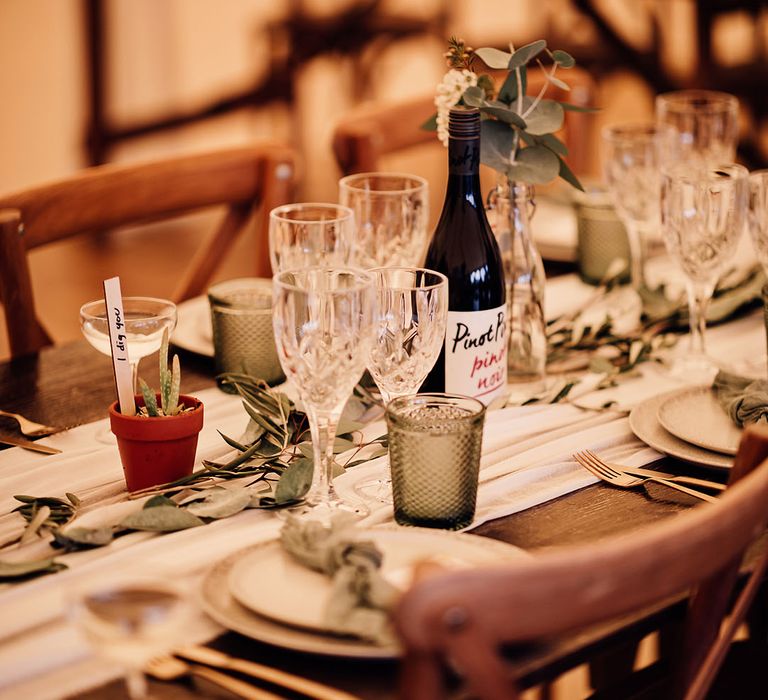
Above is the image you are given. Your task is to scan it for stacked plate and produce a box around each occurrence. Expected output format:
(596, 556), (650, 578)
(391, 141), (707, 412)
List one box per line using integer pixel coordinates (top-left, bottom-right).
(200, 527), (528, 658)
(629, 387), (741, 470)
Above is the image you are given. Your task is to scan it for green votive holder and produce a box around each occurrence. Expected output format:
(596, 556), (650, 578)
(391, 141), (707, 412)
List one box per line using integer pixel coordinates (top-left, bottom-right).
(386, 393), (486, 530)
(207, 278), (284, 389)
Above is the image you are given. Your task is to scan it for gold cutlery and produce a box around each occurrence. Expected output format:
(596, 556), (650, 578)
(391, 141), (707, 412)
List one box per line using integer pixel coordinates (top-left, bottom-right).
(0, 410), (59, 436)
(176, 645), (362, 700)
(618, 465), (726, 492)
(0, 435), (61, 455)
(573, 450), (718, 503)
(145, 655), (287, 699)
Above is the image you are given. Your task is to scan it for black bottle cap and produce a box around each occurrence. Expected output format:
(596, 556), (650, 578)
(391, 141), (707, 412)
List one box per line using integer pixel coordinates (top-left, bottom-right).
(448, 106), (480, 138)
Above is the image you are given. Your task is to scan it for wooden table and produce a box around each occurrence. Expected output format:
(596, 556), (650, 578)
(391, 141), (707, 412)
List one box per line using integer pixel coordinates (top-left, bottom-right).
(0, 341), (728, 699)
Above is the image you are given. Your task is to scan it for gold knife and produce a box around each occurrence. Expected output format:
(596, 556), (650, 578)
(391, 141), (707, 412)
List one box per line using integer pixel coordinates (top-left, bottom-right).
(176, 645), (362, 700)
(0, 435), (61, 455)
(621, 466), (726, 491)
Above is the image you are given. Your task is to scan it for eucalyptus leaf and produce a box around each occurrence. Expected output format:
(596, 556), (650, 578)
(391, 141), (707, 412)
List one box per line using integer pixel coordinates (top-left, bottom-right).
(506, 146), (560, 184)
(560, 102), (600, 113)
(0, 558), (67, 581)
(333, 437), (357, 454)
(522, 99), (564, 135)
(275, 458), (313, 503)
(508, 40), (547, 70)
(499, 65), (526, 104)
(184, 487), (251, 519)
(144, 495), (176, 509)
(474, 47), (513, 69)
(479, 103), (527, 129)
(55, 526), (115, 548)
(420, 113), (437, 131)
(557, 156), (584, 191)
(335, 419), (365, 436)
(298, 442), (314, 459)
(462, 85), (485, 107)
(480, 120), (516, 172)
(548, 75), (570, 91)
(119, 505), (204, 532)
(552, 49), (575, 68)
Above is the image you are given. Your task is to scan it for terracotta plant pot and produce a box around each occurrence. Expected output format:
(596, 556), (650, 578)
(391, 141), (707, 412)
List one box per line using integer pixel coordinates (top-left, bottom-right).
(109, 394), (204, 492)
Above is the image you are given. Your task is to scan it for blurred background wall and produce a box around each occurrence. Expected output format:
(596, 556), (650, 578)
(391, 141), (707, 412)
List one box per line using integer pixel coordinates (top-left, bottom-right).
(0, 0), (766, 359)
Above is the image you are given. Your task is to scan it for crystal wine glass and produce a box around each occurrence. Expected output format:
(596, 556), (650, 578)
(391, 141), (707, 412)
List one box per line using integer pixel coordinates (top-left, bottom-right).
(660, 162), (748, 383)
(69, 578), (190, 699)
(356, 267), (448, 502)
(268, 203), (356, 273)
(655, 90), (739, 167)
(748, 170), (768, 375)
(338, 172), (428, 267)
(79, 297), (178, 393)
(272, 268), (375, 520)
(602, 123), (664, 291)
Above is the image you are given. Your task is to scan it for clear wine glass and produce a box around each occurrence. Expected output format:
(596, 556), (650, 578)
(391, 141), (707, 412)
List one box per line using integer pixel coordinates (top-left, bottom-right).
(656, 90), (739, 167)
(268, 203), (356, 273)
(272, 267), (376, 520)
(602, 123), (664, 291)
(748, 170), (768, 375)
(68, 578), (190, 699)
(79, 297), (178, 393)
(356, 267), (448, 502)
(660, 162), (749, 383)
(338, 172), (428, 267)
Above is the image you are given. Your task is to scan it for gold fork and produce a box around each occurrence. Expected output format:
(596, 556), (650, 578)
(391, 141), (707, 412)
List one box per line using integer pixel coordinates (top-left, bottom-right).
(145, 655), (286, 699)
(0, 410), (59, 437)
(573, 450), (719, 503)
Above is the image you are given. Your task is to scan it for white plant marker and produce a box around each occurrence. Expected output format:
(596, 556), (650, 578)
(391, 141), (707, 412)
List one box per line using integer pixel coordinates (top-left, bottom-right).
(103, 277), (136, 415)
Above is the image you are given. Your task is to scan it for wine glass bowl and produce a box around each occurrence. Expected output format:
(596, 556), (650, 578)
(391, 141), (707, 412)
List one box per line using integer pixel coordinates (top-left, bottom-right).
(601, 123), (664, 291)
(69, 578), (190, 699)
(338, 172), (428, 268)
(268, 203), (355, 273)
(660, 162), (749, 381)
(655, 90), (739, 167)
(272, 268), (375, 518)
(748, 170), (768, 275)
(79, 296), (178, 390)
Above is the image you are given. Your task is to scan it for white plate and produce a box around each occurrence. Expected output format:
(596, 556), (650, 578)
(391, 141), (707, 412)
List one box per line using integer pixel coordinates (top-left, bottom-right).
(629, 391), (733, 470)
(226, 528), (527, 638)
(657, 386), (742, 456)
(172, 296), (213, 357)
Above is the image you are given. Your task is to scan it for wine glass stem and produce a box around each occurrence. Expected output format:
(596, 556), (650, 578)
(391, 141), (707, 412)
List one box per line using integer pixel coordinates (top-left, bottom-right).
(624, 220), (648, 291)
(125, 668), (148, 699)
(686, 280), (713, 357)
(306, 408), (339, 505)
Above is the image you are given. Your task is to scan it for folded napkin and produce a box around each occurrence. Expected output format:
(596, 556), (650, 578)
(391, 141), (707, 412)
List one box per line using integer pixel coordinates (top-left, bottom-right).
(279, 514), (397, 645)
(713, 370), (768, 427)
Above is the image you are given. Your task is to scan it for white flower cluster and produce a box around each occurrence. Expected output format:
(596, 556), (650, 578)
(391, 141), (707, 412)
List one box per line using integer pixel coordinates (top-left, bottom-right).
(435, 69), (478, 146)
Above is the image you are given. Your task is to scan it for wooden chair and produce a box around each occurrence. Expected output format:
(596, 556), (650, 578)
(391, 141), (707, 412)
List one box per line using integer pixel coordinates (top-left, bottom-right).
(0, 144), (296, 358)
(331, 66), (597, 177)
(394, 423), (768, 700)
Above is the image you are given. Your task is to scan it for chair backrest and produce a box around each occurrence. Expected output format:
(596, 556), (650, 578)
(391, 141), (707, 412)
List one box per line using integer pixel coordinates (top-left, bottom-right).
(394, 423), (768, 700)
(331, 66), (597, 177)
(0, 144), (296, 358)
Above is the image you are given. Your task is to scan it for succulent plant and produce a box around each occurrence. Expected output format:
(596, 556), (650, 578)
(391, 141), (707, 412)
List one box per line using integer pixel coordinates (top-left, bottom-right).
(138, 328), (182, 416)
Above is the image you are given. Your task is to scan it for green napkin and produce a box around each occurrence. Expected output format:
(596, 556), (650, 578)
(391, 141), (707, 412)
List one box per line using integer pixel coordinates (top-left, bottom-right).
(279, 514), (398, 644)
(713, 370), (768, 428)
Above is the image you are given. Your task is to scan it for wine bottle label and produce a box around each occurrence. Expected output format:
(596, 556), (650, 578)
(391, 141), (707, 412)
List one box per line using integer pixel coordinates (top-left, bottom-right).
(444, 304), (507, 404)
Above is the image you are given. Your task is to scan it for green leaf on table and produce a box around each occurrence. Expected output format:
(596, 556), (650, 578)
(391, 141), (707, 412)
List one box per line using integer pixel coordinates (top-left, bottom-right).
(508, 40), (547, 70)
(474, 47), (513, 69)
(184, 486), (251, 519)
(54, 526), (115, 549)
(119, 505), (204, 532)
(144, 495), (176, 509)
(552, 49), (575, 68)
(506, 146), (560, 184)
(333, 437), (357, 454)
(335, 418), (365, 436)
(0, 558), (67, 581)
(274, 457), (313, 504)
(522, 98), (564, 135)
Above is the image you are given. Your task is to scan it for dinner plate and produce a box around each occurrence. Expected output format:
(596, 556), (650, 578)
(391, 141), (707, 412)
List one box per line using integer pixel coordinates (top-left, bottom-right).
(227, 528), (528, 635)
(172, 296), (213, 357)
(201, 529), (526, 658)
(629, 391), (733, 470)
(656, 386), (741, 456)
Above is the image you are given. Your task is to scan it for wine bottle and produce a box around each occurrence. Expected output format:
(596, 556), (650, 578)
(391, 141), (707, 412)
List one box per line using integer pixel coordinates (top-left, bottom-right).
(421, 106), (507, 403)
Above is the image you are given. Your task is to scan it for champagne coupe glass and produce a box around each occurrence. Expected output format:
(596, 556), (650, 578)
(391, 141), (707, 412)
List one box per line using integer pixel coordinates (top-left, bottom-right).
(656, 90), (739, 167)
(660, 163), (748, 383)
(602, 123), (664, 291)
(268, 203), (356, 273)
(356, 267), (448, 502)
(79, 297), (178, 393)
(339, 172), (428, 267)
(69, 577), (190, 699)
(272, 268), (375, 520)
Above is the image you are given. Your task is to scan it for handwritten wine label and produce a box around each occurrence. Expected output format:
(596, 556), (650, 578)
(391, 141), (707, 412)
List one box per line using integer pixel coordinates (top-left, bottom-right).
(444, 305), (507, 405)
(103, 277), (135, 415)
